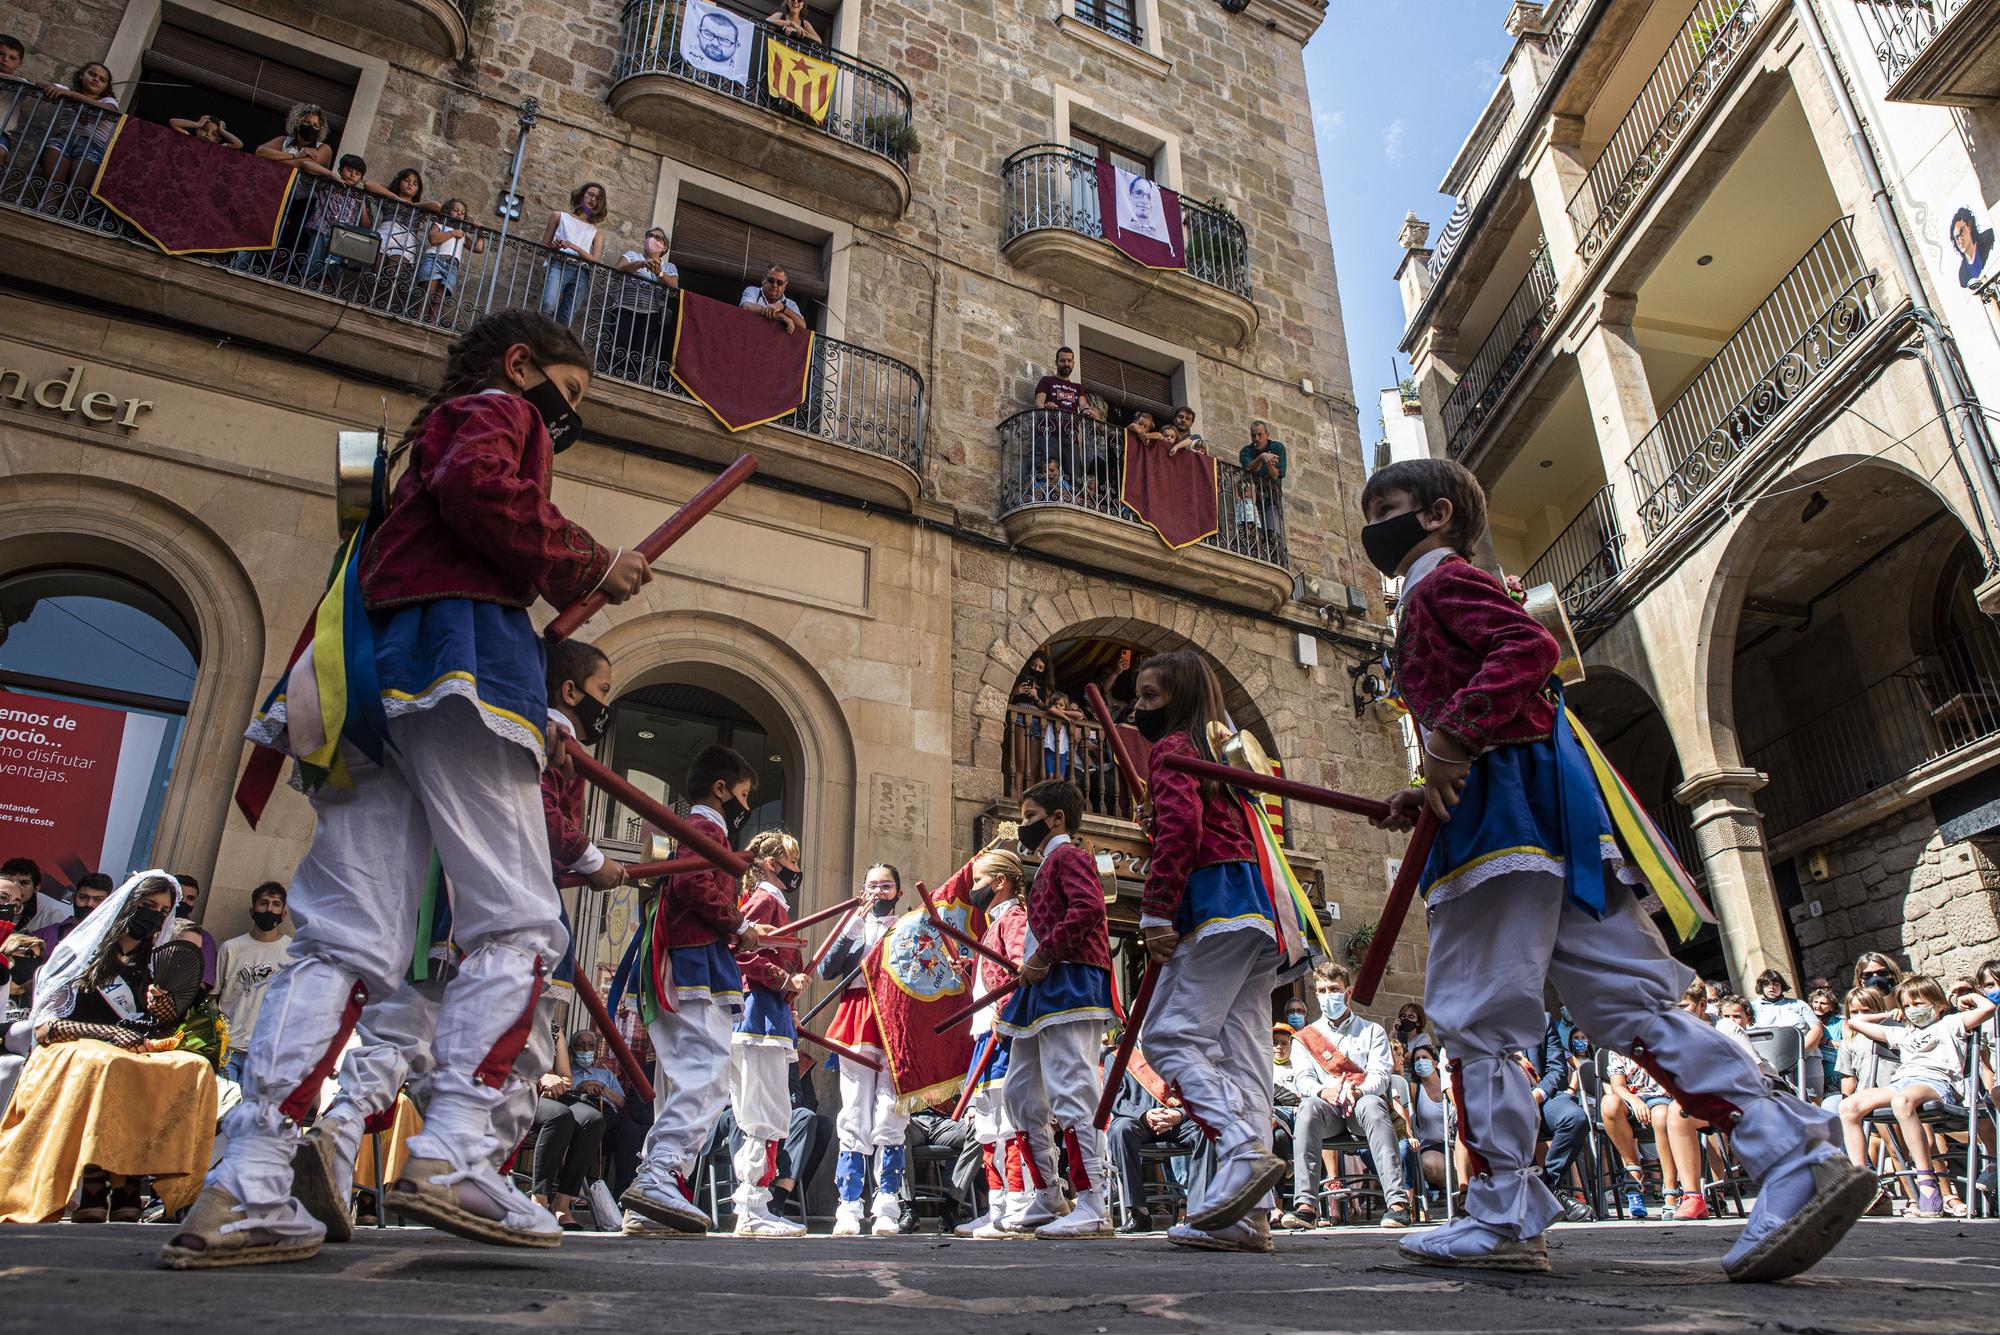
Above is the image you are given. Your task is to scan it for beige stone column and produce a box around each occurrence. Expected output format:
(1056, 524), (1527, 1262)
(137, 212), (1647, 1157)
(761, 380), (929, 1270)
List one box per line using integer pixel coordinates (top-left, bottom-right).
(1565, 291), (1655, 557)
(1408, 325), (1460, 462)
(1522, 113), (1589, 287)
(1675, 766), (1798, 989)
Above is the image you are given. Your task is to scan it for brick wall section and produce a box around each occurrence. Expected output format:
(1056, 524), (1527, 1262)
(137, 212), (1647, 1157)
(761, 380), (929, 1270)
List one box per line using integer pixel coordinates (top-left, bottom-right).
(1792, 802), (2000, 986)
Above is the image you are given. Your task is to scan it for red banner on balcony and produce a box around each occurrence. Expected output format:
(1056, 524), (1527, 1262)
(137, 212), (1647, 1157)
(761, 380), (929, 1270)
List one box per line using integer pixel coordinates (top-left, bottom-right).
(1121, 430), (1217, 549)
(670, 291), (816, 432)
(1094, 159), (1185, 270)
(90, 115), (298, 255)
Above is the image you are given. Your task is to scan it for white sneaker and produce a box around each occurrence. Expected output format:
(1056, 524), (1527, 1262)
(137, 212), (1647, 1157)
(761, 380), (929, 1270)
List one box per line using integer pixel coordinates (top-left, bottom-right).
(1036, 1189), (1113, 1239)
(870, 1212), (902, 1237)
(1722, 1150), (1873, 1283)
(1167, 1216), (1274, 1253)
(618, 1176), (709, 1235)
(831, 1198), (866, 1236)
(1397, 1215), (1550, 1273)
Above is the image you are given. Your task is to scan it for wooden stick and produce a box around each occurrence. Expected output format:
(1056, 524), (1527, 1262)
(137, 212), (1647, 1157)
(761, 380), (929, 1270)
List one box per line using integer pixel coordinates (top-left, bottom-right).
(544, 454), (758, 641)
(753, 934), (803, 951)
(1351, 808), (1442, 1007)
(804, 906), (860, 978)
(913, 880), (1017, 975)
(1092, 961), (1160, 1131)
(1156, 751), (1393, 822)
(571, 972), (653, 1105)
(788, 895), (865, 935)
(1083, 684), (1146, 799)
(795, 1023), (882, 1072)
(562, 737), (750, 878)
(556, 855), (707, 889)
(797, 961), (863, 1027)
(933, 974), (1023, 1035)
(951, 1033), (1002, 1121)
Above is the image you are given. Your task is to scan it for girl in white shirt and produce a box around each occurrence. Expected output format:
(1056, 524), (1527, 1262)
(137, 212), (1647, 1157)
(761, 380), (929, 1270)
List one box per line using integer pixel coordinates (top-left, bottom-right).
(541, 182), (606, 325)
(34, 61), (118, 190)
(416, 197), (487, 320)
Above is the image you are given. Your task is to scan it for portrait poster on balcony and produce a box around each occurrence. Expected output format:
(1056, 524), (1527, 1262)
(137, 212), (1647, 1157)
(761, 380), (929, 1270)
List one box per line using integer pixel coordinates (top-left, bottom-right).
(669, 291), (815, 431)
(1096, 161), (1185, 270)
(1121, 430), (1217, 549)
(90, 115), (297, 255)
(681, 0), (755, 85)
(767, 36), (835, 124)
(0, 687), (170, 887)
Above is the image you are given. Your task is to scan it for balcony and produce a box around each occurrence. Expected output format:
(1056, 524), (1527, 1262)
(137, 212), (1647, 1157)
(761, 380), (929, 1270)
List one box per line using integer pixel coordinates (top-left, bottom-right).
(0, 99), (924, 507)
(1860, 0), (2000, 106)
(341, 0), (475, 61)
(1442, 241), (1559, 459)
(1747, 632), (2000, 834)
(610, 0), (912, 219)
(995, 409), (1292, 610)
(1566, 0), (1759, 262)
(1521, 484), (1625, 624)
(1000, 144), (1257, 348)
(1626, 219), (1875, 541)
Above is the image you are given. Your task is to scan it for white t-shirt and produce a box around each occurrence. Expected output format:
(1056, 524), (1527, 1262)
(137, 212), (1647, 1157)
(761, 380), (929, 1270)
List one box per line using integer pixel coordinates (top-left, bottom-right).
(425, 222), (469, 263)
(1754, 995), (1816, 1037)
(378, 209), (423, 261)
(552, 211), (598, 260)
(215, 932), (292, 1048)
(740, 285), (802, 318)
(1886, 1014), (1970, 1089)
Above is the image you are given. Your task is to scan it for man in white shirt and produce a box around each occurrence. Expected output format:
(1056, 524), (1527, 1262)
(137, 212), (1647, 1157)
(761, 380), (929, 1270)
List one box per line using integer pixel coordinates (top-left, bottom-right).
(215, 882), (293, 1081)
(740, 264), (805, 334)
(1280, 962), (1411, 1229)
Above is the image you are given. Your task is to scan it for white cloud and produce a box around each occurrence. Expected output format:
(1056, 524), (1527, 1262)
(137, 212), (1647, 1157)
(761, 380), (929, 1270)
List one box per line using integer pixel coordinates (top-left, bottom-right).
(1382, 118), (1406, 162)
(1314, 108), (1346, 141)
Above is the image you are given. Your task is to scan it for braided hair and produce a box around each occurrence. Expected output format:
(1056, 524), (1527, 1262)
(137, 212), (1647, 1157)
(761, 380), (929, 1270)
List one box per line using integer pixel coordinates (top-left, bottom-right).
(396, 308), (589, 463)
(741, 830), (801, 897)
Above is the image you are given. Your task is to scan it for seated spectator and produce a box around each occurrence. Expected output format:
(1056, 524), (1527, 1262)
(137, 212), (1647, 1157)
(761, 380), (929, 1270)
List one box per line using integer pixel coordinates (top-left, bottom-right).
(32, 61), (118, 195)
(1853, 951), (1902, 998)
(528, 1028), (615, 1227)
(771, 1057), (830, 1221)
(171, 874), (219, 992)
(1598, 1049), (1675, 1218)
(1400, 1041), (1450, 1200)
(611, 226), (678, 380)
(1675, 977), (1707, 1017)
(542, 181), (606, 324)
(1703, 979), (1725, 1017)
(740, 263), (805, 335)
(1840, 975), (1995, 1218)
(300, 153), (371, 284)
(1833, 985), (1892, 1102)
(601, 962), (655, 1195)
(1280, 963), (1411, 1229)
(768, 0), (822, 41)
(168, 114), (242, 150)
(1391, 1001), (1435, 1060)
(214, 882), (290, 1082)
(1714, 993), (1757, 1054)
(1810, 984), (1842, 1106)
(30, 871), (112, 957)
(2, 857), (72, 935)
(1525, 1013), (1594, 1223)
(899, 1104), (977, 1233)
(1029, 455), (1077, 504)
(0, 33), (27, 172)
(1751, 968), (1824, 1095)
(415, 196), (485, 320)
(1272, 1015), (1304, 1140)
(1104, 1047), (1208, 1233)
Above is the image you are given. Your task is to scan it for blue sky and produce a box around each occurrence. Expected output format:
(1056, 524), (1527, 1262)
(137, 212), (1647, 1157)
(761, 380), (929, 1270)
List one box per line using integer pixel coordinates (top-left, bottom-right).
(1303, 4), (1516, 444)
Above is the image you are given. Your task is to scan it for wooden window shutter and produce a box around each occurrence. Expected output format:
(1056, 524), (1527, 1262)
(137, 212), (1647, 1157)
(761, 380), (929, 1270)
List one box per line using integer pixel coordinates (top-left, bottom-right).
(144, 24), (356, 124)
(668, 201), (829, 302)
(1078, 346), (1175, 419)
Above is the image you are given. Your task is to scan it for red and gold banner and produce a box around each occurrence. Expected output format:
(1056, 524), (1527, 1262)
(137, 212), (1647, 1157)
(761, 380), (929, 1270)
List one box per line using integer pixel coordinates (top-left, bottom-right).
(670, 291), (815, 431)
(766, 36), (836, 125)
(1121, 430), (1218, 550)
(863, 909), (975, 1113)
(91, 115), (297, 255)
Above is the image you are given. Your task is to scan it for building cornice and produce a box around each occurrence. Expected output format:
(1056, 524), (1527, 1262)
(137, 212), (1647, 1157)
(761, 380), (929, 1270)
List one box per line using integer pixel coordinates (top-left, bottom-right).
(1252, 0), (1328, 44)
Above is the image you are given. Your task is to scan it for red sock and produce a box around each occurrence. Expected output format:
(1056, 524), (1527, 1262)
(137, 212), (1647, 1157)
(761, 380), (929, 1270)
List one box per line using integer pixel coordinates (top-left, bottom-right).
(1005, 1138), (1026, 1192)
(982, 1142), (1004, 1193)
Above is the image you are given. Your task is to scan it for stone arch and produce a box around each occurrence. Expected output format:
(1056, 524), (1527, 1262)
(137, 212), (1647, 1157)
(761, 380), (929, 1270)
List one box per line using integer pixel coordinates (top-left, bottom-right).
(0, 474), (267, 884)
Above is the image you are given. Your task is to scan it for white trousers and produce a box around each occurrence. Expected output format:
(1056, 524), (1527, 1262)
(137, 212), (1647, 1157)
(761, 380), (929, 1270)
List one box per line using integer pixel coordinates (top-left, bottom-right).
(1000, 1016), (1108, 1193)
(834, 1044), (909, 1153)
(636, 997), (732, 1188)
(1426, 872), (1839, 1238)
(217, 701), (566, 1206)
(729, 1036), (794, 1210)
(1145, 926), (1279, 1168)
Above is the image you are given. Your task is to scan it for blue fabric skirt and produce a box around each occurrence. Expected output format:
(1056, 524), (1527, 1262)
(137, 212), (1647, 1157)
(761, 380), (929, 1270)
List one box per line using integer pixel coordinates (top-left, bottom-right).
(1178, 860), (1275, 944)
(967, 1030), (1010, 1094)
(373, 599), (549, 761)
(668, 942), (743, 1010)
(994, 962), (1113, 1038)
(735, 984), (796, 1044)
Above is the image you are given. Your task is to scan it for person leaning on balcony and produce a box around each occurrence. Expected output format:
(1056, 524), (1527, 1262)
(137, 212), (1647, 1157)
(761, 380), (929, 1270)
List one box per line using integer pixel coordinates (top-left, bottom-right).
(1239, 420), (1287, 535)
(0, 34), (27, 173)
(253, 103), (335, 177)
(741, 264), (806, 335)
(767, 0), (822, 42)
(169, 115), (242, 150)
(541, 181), (607, 325)
(612, 226), (679, 380)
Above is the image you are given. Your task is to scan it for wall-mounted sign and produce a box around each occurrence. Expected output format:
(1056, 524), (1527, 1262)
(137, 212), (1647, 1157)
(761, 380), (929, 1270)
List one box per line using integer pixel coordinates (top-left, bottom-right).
(0, 363), (155, 431)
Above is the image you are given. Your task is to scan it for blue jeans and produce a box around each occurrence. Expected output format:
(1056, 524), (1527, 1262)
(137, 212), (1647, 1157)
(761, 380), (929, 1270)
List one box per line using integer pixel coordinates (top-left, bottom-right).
(541, 260), (587, 323)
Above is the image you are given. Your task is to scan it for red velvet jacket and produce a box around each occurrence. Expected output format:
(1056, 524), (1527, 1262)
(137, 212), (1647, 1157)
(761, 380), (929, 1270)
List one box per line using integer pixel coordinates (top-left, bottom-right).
(360, 392), (613, 611)
(540, 759), (591, 871)
(734, 884), (801, 993)
(979, 899), (1028, 993)
(1394, 555), (1558, 751)
(1142, 730), (1257, 922)
(1026, 837), (1112, 971)
(656, 811), (744, 950)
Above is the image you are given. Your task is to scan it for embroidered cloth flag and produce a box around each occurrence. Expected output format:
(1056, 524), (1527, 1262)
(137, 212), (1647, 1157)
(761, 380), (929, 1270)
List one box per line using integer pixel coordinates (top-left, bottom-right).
(680, 0), (754, 84)
(1121, 430), (1218, 549)
(1094, 160), (1185, 270)
(91, 115), (297, 255)
(863, 909), (976, 1113)
(766, 36), (836, 124)
(670, 291), (815, 431)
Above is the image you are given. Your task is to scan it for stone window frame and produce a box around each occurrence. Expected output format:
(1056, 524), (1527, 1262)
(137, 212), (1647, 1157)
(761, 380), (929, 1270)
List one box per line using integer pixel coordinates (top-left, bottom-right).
(102, 0), (391, 161)
(649, 157), (857, 341)
(1054, 86), (1182, 192)
(1060, 304), (1204, 427)
(1055, 0), (1172, 79)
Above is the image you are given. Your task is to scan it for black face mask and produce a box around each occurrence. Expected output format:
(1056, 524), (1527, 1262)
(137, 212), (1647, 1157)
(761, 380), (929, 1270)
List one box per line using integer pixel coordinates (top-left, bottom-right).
(525, 376), (584, 453)
(0, 901), (18, 925)
(1361, 509), (1431, 577)
(251, 909), (284, 933)
(1132, 705), (1169, 743)
(127, 905), (168, 939)
(968, 883), (997, 912)
(1862, 972), (1895, 991)
(871, 897), (898, 918)
(776, 865), (803, 895)
(719, 795), (751, 848)
(295, 123), (321, 146)
(9, 952), (35, 985)
(570, 691), (613, 747)
(174, 901), (196, 921)
(1016, 816), (1051, 853)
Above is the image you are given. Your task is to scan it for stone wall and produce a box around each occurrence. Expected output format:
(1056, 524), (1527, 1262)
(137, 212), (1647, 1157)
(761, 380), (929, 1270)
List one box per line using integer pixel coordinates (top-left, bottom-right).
(1791, 801), (2000, 987)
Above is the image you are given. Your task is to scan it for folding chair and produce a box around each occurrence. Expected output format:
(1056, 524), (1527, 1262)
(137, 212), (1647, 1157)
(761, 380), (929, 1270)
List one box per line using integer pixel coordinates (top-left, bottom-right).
(1580, 1051), (1658, 1219)
(1109, 1142), (1188, 1230)
(905, 1142), (960, 1231)
(1748, 1026), (1807, 1098)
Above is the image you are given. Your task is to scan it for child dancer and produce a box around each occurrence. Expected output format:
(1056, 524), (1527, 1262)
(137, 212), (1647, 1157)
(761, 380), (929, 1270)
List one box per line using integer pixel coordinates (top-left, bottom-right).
(621, 744), (768, 1235)
(729, 830), (808, 1238)
(1130, 648), (1284, 1253)
(162, 310), (652, 1268)
(1362, 457), (1869, 1279)
(996, 779), (1116, 1239)
(950, 848), (1030, 1238)
(292, 636), (627, 1242)
(816, 863), (908, 1237)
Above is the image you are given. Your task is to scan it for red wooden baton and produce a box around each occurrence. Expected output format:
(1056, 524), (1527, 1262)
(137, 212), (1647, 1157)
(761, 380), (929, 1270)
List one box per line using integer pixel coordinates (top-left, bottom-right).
(1352, 808), (1441, 1007)
(562, 737), (750, 877)
(1092, 960), (1160, 1131)
(932, 973), (1023, 1035)
(796, 1023), (883, 1073)
(914, 880), (1018, 976)
(950, 1033), (1002, 1121)
(1155, 751), (1392, 822)
(556, 854), (707, 889)
(572, 971), (653, 1105)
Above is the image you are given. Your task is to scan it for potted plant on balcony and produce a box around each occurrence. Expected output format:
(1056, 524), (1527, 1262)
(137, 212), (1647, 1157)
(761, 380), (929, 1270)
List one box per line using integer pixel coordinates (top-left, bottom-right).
(1690, 0), (1745, 60)
(1185, 196), (1247, 284)
(860, 113), (921, 158)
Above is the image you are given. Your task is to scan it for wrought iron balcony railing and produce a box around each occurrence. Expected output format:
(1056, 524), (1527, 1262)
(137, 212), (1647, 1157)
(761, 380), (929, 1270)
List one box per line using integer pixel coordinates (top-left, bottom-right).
(1072, 0), (1144, 46)
(1857, 0), (1972, 84)
(1426, 93), (1523, 283)
(1566, 0), (1758, 262)
(996, 409), (1288, 567)
(0, 93), (924, 470)
(1626, 218), (1874, 540)
(1001, 144), (1252, 299)
(1441, 241), (1559, 457)
(612, 0), (914, 167)
(1001, 702), (1141, 822)
(1521, 483), (1625, 621)
(1747, 630), (2000, 834)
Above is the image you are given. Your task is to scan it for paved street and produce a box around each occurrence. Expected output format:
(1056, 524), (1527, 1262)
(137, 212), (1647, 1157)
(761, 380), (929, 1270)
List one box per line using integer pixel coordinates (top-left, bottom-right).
(3, 1218), (1994, 1333)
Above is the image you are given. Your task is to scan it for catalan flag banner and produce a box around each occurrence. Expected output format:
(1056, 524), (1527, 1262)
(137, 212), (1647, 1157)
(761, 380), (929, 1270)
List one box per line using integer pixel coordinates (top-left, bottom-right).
(766, 36), (837, 125)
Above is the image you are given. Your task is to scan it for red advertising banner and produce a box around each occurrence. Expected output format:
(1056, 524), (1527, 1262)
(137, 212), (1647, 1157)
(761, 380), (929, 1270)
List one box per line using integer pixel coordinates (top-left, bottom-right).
(0, 688), (130, 884)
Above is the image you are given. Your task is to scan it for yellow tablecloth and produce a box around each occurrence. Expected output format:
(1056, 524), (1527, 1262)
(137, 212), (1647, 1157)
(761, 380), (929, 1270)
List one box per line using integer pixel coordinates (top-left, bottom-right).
(0, 1040), (217, 1223)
